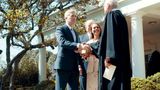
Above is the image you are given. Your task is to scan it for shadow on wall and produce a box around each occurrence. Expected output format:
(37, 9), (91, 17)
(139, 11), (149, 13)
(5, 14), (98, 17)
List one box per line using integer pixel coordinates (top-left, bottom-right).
(146, 50), (160, 77)
(0, 50), (2, 54)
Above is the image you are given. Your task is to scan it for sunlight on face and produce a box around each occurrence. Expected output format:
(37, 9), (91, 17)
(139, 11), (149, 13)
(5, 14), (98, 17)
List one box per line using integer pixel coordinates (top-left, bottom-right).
(64, 9), (77, 26)
(91, 23), (101, 36)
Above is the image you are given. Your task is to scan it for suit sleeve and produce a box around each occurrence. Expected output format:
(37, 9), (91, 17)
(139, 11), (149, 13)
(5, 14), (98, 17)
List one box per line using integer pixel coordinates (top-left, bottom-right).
(55, 27), (78, 50)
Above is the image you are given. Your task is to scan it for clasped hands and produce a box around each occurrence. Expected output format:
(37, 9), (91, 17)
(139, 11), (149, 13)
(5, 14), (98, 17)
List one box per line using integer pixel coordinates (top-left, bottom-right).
(75, 43), (92, 59)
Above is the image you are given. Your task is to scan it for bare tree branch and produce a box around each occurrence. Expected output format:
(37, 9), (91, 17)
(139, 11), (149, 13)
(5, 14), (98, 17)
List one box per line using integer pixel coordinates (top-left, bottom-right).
(0, 6), (7, 14)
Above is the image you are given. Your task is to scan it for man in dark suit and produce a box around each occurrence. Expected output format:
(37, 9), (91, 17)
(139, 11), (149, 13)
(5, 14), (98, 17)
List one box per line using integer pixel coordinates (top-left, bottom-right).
(98, 0), (132, 90)
(79, 20), (95, 90)
(54, 8), (82, 90)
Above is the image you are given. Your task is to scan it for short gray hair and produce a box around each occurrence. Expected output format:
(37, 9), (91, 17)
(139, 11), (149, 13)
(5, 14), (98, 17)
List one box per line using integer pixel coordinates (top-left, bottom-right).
(64, 8), (77, 19)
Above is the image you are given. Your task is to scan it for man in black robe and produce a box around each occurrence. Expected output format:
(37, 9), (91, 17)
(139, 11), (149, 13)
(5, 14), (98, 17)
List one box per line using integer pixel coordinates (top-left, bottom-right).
(98, 0), (132, 90)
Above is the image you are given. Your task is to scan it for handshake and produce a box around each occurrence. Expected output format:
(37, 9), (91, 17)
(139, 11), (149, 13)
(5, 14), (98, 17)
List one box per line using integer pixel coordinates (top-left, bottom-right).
(76, 43), (92, 59)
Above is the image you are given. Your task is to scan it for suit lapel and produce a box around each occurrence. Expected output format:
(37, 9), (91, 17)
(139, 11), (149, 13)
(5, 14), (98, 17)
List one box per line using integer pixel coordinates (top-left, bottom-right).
(63, 25), (74, 42)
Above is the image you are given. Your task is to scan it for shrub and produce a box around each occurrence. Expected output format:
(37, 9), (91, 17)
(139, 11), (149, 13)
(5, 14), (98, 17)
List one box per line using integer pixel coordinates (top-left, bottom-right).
(15, 59), (39, 86)
(131, 77), (157, 90)
(147, 72), (160, 83)
(35, 80), (55, 90)
(0, 67), (9, 87)
(14, 50), (55, 87)
(0, 67), (5, 79)
(147, 72), (160, 89)
(131, 72), (160, 90)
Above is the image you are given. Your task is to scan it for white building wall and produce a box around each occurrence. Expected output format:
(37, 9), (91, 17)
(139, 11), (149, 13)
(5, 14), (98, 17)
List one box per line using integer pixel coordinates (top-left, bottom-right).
(86, 0), (160, 78)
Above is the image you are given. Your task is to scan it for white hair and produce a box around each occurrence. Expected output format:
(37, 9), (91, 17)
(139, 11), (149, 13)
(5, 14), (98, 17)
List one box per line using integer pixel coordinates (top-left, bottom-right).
(104, 0), (118, 9)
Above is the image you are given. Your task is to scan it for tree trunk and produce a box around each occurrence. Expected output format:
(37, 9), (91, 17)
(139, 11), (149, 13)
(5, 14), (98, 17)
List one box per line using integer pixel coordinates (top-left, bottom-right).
(9, 49), (28, 90)
(9, 62), (18, 90)
(1, 48), (28, 90)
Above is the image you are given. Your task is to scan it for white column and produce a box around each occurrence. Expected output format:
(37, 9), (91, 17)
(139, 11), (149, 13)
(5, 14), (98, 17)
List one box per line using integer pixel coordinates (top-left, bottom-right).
(131, 13), (146, 78)
(38, 36), (47, 82)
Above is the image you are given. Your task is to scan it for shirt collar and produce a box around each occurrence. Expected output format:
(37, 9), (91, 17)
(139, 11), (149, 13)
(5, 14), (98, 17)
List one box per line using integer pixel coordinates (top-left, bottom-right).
(66, 23), (73, 30)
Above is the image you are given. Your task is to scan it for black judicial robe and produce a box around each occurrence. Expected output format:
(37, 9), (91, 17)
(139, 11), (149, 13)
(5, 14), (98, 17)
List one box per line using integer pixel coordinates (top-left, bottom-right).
(98, 10), (132, 90)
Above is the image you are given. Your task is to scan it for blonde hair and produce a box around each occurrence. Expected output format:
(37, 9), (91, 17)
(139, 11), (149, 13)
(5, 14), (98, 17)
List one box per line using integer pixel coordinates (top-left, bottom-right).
(84, 19), (95, 28)
(64, 8), (77, 19)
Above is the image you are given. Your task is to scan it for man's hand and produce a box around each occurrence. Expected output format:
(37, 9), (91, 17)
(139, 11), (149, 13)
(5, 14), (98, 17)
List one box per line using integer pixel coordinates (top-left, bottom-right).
(104, 57), (112, 68)
(75, 43), (92, 59)
(75, 43), (83, 53)
(80, 44), (92, 59)
(78, 65), (83, 76)
(77, 43), (83, 50)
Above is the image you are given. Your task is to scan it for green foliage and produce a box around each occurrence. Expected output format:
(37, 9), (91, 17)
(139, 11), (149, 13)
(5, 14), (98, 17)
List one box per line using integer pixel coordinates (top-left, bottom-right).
(0, 67), (5, 78)
(35, 80), (55, 90)
(147, 72), (160, 83)
(131, 72), (160, 90)
(0, 68), (4, 84)
(147, 72), (160, 89)
(0, 67), (9, 86)
(131, 77), (157, 90)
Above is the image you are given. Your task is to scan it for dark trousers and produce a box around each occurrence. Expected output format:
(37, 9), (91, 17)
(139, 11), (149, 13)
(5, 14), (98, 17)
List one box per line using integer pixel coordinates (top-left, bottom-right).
(55, 69), (79, 90)
(79, 75), (86, 90)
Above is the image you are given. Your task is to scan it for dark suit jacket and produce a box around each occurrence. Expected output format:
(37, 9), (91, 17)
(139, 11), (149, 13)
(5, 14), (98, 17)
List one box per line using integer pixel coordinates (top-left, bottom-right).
(54, 24), (80, 71)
